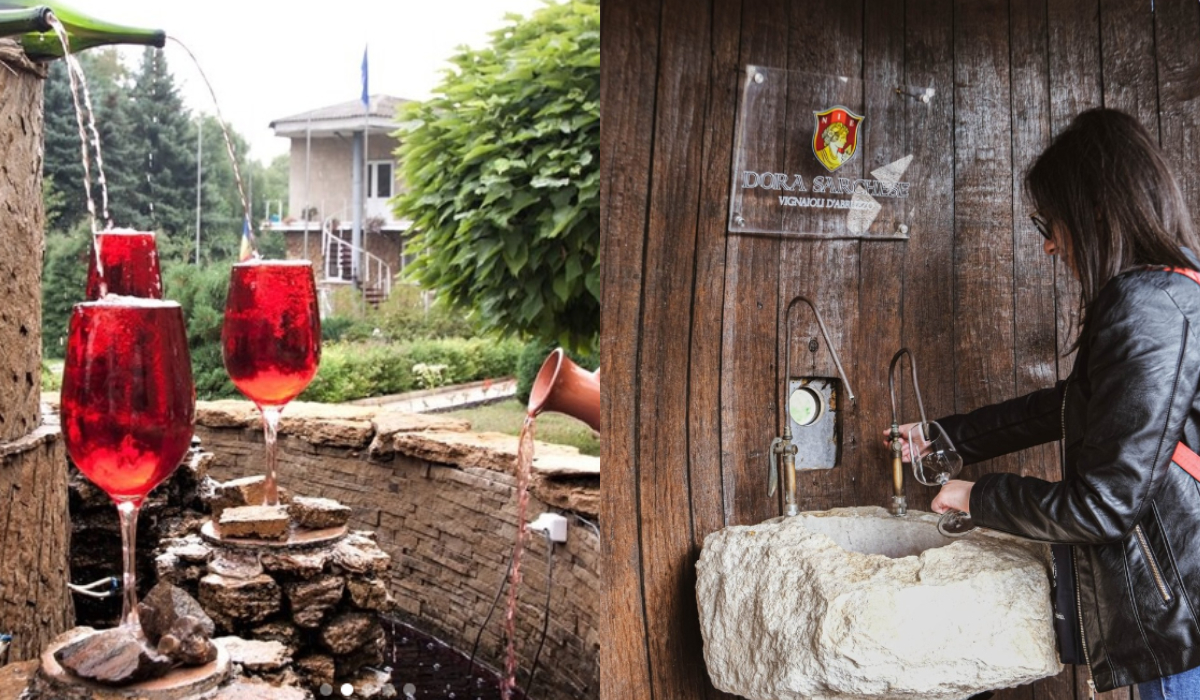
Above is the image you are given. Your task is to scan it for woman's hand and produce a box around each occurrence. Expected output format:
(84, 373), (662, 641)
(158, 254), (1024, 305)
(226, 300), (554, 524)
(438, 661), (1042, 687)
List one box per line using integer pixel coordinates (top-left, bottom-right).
(931, 480), (973, 514)
(880, 422), (931, 463)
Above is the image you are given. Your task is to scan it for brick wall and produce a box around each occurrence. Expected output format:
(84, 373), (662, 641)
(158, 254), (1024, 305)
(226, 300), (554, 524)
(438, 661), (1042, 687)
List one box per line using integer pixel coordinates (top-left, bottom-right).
(194, 409), (599, 700)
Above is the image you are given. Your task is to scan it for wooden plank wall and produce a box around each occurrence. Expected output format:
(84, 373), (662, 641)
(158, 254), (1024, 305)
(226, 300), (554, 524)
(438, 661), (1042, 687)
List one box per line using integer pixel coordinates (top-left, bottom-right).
(600, 1), (1200, 699)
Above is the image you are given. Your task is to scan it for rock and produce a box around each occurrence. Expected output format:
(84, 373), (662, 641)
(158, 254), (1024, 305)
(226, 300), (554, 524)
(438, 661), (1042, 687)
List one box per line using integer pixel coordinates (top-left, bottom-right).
(199, 574), (282, 630)
(319, 613), (379, 656)
(137, 581), (215, 645)
(218, 505), (291, 541)
(262, 550), (329, 579)
(331, 533), (391, 575)
(251, 621), (302, 653)
(157, 615), (218, 666)
(289, 496), (352, 530)
(53, 627), (173, 686)
(210, 678), (312, 700)
(284, 575), (345, 628)
(214, 637), (291, 673)
(155, 550), (209, 587)
(205, 476), (292, 518)
(346, 576), (394, 612)
(295, 654), (335, 688)
(347, 665), (397, 699)
(367, 411), (471, 459)
(208, 550), (266, 579)
(195, 400), (261, 429)
(168, 536), (214, 564)
(695, 507), (1061, 700)
(333, 630), (385, 678)
(532, 473), (599, 518)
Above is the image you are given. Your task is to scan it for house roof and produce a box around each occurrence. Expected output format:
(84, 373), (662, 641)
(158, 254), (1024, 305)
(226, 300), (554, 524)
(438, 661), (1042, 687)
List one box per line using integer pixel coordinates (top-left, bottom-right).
(270, 95), (413, 138)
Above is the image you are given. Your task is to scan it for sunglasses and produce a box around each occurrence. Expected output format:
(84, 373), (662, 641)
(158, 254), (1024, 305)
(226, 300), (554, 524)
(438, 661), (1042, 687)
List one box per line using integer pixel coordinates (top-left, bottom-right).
(1030, 214), (1051, 240)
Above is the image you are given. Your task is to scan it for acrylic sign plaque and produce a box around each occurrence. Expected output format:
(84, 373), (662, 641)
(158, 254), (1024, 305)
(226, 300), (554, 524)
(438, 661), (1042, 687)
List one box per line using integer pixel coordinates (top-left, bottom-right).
(728, 66), (933, 240)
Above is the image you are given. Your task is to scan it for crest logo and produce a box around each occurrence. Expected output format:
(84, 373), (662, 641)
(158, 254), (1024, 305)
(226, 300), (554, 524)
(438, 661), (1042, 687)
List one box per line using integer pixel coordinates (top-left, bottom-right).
(812, 106), (864, 172)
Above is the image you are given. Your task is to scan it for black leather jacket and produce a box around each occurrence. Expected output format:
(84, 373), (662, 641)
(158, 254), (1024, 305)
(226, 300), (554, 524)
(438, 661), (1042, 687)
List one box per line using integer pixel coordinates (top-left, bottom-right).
(938, 265), (1200, 692)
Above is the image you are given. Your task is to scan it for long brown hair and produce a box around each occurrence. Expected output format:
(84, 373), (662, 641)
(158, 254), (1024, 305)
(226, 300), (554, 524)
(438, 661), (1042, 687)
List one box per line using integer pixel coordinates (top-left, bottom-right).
(1025, 108), (1199, 340)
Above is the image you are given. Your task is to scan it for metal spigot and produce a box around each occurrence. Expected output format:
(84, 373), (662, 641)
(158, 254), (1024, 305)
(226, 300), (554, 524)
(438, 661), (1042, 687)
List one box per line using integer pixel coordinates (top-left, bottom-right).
(770, 431), (799, 516)
(770, 296), (856, 517)
(887, 348), (929, 517)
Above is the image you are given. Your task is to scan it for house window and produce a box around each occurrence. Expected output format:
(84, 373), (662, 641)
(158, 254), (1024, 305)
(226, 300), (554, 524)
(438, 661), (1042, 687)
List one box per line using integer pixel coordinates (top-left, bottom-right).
(368, 161), (393, 199)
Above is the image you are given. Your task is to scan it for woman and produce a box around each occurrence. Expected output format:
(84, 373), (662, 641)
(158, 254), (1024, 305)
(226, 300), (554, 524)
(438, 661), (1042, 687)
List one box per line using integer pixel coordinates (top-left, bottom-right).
(900, 108), (1200, 699)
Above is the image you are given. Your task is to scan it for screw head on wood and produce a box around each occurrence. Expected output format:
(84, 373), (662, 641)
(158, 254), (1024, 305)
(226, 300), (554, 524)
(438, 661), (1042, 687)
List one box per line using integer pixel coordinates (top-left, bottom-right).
(754, 73), (764, 84)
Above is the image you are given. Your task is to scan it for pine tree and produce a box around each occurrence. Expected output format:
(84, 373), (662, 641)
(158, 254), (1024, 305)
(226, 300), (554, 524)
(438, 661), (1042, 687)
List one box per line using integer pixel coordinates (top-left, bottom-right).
(42, 60), (87, 233)
(128, 47), (195, 262)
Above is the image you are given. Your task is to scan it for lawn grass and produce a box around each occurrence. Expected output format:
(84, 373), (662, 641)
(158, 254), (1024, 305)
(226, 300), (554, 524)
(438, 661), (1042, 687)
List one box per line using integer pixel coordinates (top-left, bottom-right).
(443, 399), (600, 457)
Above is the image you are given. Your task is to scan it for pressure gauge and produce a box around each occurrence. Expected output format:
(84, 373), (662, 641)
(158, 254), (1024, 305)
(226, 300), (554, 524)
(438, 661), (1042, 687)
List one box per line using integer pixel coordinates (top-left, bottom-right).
(789, 386), (824, 426)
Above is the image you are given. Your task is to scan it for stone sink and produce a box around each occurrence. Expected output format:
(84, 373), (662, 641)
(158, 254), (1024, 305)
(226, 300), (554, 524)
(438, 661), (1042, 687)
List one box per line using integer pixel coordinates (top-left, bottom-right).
(696, 506), (1061, 700)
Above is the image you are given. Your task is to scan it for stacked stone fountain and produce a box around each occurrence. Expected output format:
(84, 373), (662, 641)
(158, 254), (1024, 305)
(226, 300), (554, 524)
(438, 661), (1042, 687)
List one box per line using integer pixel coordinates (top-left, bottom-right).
(155, 476), (397, 695)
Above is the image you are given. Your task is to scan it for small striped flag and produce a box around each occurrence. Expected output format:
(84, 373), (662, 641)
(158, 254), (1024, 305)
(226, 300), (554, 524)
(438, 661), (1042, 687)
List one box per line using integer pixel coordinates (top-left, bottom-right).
(239, 218), (255, 262)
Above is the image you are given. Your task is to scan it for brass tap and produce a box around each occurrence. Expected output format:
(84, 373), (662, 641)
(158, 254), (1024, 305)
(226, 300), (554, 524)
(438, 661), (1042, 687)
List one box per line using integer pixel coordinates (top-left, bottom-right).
(887, 348), (928, 517)
(889, 421), (906, 516)
(770, 433), (800, 516)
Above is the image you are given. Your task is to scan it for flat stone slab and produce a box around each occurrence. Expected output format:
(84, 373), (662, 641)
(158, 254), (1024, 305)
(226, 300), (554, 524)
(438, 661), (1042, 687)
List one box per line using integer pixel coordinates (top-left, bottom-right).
(37, 627), (230, 700)
(212, 637), (290, 673)
(218, 506), (291, 541)
(201, 520), (348, 550)
(696, 507), (1061, 700)
(289, 497), (352, 530)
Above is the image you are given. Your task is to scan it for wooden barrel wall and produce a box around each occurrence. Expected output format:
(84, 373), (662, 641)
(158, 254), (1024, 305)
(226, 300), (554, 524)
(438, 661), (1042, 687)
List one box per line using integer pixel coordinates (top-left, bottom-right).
(0, 41), (74, 661)
(600, 1), (1200, 699)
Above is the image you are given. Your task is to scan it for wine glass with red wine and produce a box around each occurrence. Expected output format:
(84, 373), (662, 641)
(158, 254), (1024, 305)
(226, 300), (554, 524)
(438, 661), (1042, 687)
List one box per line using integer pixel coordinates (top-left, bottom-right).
(60, 298), (195, 634)
(221, 260), (321, 508)
(86, 229), (163, 300)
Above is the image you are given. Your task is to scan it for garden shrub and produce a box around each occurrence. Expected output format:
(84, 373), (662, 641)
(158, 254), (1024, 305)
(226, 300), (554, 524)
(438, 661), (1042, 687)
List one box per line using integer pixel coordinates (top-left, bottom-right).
(300, 337), (522, 403)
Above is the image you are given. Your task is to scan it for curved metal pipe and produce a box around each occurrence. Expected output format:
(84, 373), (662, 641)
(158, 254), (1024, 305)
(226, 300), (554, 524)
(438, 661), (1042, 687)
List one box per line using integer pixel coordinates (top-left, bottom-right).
(888, 348), (929, 431)
(783, 296), (856, 410)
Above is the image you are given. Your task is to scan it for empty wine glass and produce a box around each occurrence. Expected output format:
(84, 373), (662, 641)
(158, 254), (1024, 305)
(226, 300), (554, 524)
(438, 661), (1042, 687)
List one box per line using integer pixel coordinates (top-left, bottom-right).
(907, 420), (976, 537)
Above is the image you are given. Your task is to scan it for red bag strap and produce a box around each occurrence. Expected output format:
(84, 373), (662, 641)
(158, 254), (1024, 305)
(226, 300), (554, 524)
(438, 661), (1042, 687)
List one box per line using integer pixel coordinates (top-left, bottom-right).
(1173, 442), (1200, 482)
(1163, 266), (1200, 286)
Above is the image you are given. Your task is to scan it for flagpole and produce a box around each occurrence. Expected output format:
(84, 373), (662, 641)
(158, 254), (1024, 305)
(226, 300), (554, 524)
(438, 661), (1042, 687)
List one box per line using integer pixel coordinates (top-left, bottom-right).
(361, 45), (370, 292)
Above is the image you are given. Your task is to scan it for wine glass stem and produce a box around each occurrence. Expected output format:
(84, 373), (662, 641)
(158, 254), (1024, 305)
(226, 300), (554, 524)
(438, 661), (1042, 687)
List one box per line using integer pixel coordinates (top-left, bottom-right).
(117, 500), (142, 635)
(261, 405), (283, 507)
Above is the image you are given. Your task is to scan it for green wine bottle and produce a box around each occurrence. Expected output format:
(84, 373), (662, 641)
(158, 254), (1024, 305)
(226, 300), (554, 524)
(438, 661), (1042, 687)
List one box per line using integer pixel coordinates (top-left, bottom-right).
(0, 0), (165, 60)
(0, 6), (51, 36)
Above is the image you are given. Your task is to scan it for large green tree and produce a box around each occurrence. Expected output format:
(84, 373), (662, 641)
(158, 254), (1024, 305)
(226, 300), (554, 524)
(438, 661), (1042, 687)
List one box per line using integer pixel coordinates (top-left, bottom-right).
(128, 47), (195, 260)
(393, 0), (599, 353)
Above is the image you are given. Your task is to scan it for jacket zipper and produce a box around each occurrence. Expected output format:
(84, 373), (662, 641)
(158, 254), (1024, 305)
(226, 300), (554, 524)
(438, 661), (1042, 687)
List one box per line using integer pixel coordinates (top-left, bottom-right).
(1063, 381), (1097, 699)
(1134, 524), (1173, 603)
(1072, 546), (1097, 700)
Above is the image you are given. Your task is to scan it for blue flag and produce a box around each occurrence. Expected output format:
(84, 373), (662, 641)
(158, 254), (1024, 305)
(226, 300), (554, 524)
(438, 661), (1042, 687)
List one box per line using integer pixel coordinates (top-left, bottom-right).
(361, 45), (369, 107)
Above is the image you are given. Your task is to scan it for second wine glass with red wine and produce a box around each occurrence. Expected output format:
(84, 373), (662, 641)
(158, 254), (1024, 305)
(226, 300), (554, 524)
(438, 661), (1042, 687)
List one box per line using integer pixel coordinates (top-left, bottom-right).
(221, 259), (321, 508)
(60, 298), (195, 634)
(85, 229), (163, 300)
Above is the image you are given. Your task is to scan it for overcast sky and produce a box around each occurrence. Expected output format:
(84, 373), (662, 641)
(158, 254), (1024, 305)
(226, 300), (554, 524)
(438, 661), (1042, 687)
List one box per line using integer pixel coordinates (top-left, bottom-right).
(86, 0), (549, 161)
